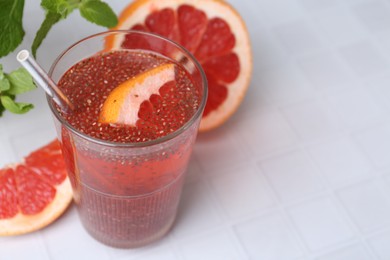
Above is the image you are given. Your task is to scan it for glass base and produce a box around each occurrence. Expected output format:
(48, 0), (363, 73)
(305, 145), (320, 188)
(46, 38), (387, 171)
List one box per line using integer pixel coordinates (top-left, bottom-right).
(74, 173), (185, 249)
(83, 215), (176, 248)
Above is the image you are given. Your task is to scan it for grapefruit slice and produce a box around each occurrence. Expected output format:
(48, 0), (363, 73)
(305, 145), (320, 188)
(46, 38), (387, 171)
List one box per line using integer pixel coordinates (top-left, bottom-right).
(99, 63), (175, 126)
(0, 140), (72, 236)
(107, 0), (252, 132)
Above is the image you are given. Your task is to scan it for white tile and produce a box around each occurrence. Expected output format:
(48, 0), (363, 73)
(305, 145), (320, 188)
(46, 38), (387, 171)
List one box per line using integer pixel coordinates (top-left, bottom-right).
(273, 20), (322, 55)
(21, 0), (44, 40)
(194, 129), (247, 174)
(260, 64), (315, 105)
(314, 7), (367, 44)
(0, 123), (6, 135)
(41, 207), (110, 260)
(352, 1), (390, 33)
(281, 100), (338, 142)
(234, 212), (304, 260)
(297, 51), (353, 92)
(368, 229), (390, 259)
(10, 126), (57, 159)
(250, 31), (287, 71)
(259, 150), (325, 202)
(366, 75), (390, 115)
(250, 0), (305, 25)
(108, 233), (173, 259)
(342, 0), (378, 5)
(287, 197), (355, 252)
(239, 70), (273, 112)
(184, 155), (202, 184)
(209, 164), (275, 219)
(0, 137), (17, 167)
(172, 180), (222, 239)
(339, 41), (389, 76)
(0, 233), (50, 260)
(376, 30), (390, 57)
(316, 243), (373, 260)
(337, 181), (390, 233)
(0, 237), (11, 243)
(385, 175), (390, 195)
(235, 0), (267, 37)
(129, 247), (177, 260)
(308, 137), (372, 187)
(299, 0), (340, 10)
(238, 108), (298, 157)
(354, 124), (390, 169)
(178, 229), (243, 260)
(325, 88), (386, 130)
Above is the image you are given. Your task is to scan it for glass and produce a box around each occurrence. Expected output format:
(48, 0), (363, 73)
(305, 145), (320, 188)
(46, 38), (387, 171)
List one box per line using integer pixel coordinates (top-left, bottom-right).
(47, 31), (207, 248)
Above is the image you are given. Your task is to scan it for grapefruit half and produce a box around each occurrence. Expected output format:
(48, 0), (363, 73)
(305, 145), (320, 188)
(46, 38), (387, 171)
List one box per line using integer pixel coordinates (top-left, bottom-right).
(0, 140), (72, 236)
(107, 0), (252, 132)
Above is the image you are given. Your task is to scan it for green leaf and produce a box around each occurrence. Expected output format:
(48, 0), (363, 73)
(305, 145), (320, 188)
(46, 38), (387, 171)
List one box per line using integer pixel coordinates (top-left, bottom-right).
(5, 68), (36, 95)
(41, 0), (60, 12)
(0, 102), (5, 117)
(0, 77), (11, 92)
(31, 11), (62, 58)
(0, 95), (33, 114)
(79, 0), (117, 28)
(0, 0), (25, 57)
(0, 65), (11, 92)
(41, 0), (78, 18)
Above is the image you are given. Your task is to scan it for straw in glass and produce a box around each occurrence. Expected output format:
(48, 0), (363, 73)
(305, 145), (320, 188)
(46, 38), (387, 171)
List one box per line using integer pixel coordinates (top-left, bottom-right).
(16, 50), (75, 111)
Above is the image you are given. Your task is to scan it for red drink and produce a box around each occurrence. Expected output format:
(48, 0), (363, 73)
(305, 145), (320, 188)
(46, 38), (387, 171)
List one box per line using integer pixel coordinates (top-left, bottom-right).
(48, 31), (207, 248)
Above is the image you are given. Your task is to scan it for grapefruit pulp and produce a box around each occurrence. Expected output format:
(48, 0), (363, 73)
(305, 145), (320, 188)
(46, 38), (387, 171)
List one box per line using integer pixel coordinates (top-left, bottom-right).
(99, 63), (176, 126)
(0, 140), (72, 236)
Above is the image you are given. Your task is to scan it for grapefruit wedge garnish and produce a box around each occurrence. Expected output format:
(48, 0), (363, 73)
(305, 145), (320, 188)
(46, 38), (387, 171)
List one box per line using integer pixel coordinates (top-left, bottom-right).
(0, 140), (72, 236)
(99, 63), (175, 126)
(106, 0), (252, 132)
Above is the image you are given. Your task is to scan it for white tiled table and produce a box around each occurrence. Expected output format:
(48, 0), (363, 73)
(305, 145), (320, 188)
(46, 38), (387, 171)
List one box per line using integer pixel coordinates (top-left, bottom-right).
(1, 0), (390, 259)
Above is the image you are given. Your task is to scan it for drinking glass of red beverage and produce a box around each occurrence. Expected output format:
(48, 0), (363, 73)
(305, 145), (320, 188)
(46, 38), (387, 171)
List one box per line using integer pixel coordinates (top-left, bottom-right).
(47, 31), (207, 248)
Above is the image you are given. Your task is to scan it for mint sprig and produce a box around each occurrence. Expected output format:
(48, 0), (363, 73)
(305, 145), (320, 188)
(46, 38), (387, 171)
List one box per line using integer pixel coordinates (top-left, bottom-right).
(0, 95), (34, 114)
(32, 0), (118, 57)
(0, 65), (35, 115)
(0, 0), (118, 116)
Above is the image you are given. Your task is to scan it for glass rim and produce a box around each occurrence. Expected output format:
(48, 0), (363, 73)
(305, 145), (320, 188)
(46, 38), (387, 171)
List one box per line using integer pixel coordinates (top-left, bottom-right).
(47, 30), (208, 148)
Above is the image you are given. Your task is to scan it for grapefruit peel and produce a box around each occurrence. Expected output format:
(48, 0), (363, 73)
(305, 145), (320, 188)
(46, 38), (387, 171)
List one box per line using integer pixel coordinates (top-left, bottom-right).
(98, 63), (175, 126)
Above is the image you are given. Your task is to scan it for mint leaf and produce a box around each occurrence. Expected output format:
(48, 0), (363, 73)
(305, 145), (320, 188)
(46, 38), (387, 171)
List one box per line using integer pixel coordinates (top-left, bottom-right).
(0, 66), (35, 116)
(41, 0), (78, 18)
(0, 65), (11, 92)
(0, 76), (11, 92)
(5, 68), (36, 95)
(0, 0), (25, 57)
(41, 0), (60, 12)
(31, 11), (62, 57)
(0, 95), (33, 114)
(0, 65), (4, 78)
(0, 102), (5, 116)
(79, 0), (117, 28)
